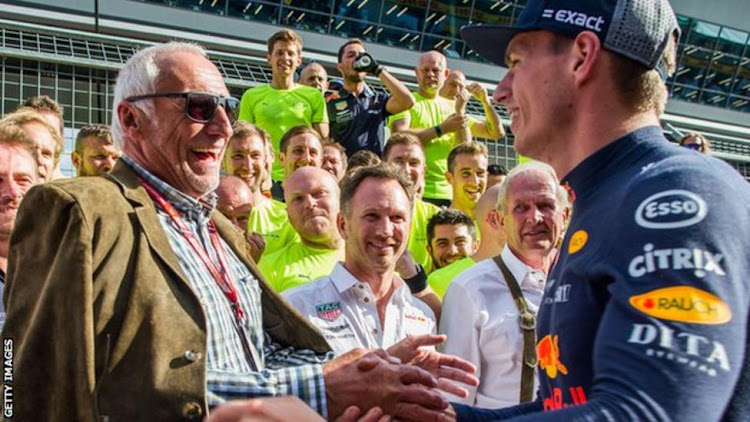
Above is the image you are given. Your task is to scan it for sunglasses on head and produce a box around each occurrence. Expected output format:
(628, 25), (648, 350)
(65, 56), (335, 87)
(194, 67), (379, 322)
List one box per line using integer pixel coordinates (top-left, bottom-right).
(682, 143), (703, 151)
(125, 91), (240, 124)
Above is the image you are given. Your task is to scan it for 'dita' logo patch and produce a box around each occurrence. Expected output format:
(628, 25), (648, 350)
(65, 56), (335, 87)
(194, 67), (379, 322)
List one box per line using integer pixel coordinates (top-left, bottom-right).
(315, 302), (342, 322)
(629, 286), (731, 325)
(568, 230), (588, 254)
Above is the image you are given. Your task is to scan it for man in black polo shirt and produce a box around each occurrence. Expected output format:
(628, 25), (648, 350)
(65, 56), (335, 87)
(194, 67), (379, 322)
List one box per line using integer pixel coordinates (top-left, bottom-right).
(327, 39), (415, 157)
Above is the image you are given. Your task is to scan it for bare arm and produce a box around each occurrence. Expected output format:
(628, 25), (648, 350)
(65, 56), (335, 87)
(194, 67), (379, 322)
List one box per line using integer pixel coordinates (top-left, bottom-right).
(467, 82), (504, 140)
(380, 70), (416, 115)
(314, 122), (330, 140)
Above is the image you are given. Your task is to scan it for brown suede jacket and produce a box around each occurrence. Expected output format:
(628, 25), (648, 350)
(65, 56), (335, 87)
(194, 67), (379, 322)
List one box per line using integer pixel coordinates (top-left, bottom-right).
(1, 162), (330, 421)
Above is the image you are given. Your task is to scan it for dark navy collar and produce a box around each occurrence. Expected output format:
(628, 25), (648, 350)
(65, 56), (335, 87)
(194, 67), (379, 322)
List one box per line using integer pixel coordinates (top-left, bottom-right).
(562, 126), (666, 199)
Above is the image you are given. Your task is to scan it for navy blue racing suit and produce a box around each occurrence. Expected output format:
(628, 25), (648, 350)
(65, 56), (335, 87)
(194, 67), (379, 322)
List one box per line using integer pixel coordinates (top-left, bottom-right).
(455, 126), (750, 421)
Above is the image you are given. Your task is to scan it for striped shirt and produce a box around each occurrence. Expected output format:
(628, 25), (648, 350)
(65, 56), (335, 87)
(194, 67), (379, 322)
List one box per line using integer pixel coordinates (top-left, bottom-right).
(123, 157), (332, 417)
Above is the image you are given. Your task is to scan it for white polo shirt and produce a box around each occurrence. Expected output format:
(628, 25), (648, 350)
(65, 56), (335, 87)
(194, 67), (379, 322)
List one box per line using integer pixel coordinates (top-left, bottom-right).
(439, 245), (546, 409)
(283, 263), (436, 356)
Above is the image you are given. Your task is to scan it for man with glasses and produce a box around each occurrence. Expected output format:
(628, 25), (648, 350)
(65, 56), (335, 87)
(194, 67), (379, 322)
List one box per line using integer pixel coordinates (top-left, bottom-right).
(449, 0), (750, 420)
(2, 42), (461, 421)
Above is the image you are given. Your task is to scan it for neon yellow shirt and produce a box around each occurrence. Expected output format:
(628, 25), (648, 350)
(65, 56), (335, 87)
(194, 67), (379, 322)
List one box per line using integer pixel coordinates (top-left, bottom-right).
(258, 242), (343, 292)
(239, 84), (328, 181)
(247, 198), (299, 258)
(389, 92), (475, 200)
(408, 199), (441, 274)
(428, 257), (475, 299)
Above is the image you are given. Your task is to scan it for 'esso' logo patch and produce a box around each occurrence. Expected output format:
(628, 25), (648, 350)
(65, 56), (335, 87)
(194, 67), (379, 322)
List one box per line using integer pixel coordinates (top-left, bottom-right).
(635, 190), (707, 229)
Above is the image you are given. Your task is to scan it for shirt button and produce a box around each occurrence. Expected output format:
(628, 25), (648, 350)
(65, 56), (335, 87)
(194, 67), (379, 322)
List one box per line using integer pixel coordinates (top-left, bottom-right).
(363, 297), (370, 303)
(372, 329), (378, 334)
(182, 401), (203, 421)
(184, 349), (202, 362)
(358, 284), (365, 289)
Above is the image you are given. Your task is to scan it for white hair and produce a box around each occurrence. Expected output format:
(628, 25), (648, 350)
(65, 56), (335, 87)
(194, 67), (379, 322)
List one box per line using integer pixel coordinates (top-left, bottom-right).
(111, 42), (207, 149)
(496, 161), (570, 213)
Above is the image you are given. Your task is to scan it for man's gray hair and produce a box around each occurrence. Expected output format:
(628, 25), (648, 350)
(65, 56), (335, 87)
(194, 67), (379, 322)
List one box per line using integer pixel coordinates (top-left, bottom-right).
(496, 162), (569, 213)
(111, 42), (207, 150)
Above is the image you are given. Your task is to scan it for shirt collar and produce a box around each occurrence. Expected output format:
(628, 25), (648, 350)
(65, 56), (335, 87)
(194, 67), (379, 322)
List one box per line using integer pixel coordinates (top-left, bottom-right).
(330, 262), (408, 301)
(122, 155), (217, 224)
(501, 245), (547, 290)
(337, 82), (375, 99)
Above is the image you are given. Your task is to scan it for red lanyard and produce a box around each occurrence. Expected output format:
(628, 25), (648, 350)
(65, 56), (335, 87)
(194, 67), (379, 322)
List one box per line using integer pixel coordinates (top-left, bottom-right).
(138, 177), (245, 323)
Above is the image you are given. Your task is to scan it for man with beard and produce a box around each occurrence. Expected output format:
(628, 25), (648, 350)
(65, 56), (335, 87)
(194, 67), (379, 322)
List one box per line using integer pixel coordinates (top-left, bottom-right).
(425, 209), (479, 299)
(327, 39), (415, 157)
(258, 167), (344, 292)
(72, 124), (122, 177)
(0, 122), (40, 329)
(440, 163), (568, 409)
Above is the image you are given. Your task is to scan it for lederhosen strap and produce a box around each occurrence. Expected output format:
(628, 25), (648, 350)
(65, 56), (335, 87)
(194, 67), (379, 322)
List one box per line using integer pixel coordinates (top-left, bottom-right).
(492, 254), (538, 403)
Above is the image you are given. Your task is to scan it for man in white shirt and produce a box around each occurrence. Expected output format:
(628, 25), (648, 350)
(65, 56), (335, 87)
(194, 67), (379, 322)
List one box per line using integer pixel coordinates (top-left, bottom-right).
(284, 164), (436, 354)
(440, 162), (569, 408)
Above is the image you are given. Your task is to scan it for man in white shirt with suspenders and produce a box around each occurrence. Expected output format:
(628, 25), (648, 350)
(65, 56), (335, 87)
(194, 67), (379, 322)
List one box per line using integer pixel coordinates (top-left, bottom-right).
(440, 162), (569, 408)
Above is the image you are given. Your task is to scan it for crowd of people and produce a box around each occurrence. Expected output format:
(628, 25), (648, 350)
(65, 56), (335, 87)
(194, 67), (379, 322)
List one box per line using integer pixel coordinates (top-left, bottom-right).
(0, 0), (748, 421)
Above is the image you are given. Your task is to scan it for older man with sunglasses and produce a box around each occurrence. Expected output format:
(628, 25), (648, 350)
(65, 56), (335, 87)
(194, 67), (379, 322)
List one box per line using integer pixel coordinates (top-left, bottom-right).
(2, 42), (468, 421)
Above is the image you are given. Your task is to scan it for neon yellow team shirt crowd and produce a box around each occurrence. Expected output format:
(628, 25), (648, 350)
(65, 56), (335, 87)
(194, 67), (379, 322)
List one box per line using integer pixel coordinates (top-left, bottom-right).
(247, 198), (299, 258)
(428, 257), (476, 299)
(389, 92), (475, 201)
(408, 199), (442, 274)
(258, 242), (344, 292)
(239, 84), (328, 181)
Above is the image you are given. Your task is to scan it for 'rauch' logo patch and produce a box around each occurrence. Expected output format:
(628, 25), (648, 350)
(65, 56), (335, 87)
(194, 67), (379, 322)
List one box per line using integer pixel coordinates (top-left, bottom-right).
(315, 302), (342, 322)
(629, 286), (732, 325)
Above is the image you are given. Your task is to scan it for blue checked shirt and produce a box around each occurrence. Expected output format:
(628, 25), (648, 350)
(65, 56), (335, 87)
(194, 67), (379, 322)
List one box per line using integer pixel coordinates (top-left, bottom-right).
(123, 157), (333, 417)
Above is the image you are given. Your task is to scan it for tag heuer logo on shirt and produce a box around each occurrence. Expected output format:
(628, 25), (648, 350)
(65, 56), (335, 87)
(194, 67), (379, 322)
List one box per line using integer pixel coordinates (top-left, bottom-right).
(335, 101), (348, 111)
(315, 302), (342, 321)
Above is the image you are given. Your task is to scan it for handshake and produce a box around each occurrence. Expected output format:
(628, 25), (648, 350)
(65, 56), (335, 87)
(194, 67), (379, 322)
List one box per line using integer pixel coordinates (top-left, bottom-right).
(210, 334), (477, 421)
(353, 52), (385, 77)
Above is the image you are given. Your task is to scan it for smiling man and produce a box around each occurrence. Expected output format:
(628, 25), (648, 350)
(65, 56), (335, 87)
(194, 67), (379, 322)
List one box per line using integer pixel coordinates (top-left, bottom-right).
(1, 109), (64, 182)
(446, 141), (488, 220)
(0, 122), (40, 330)
(452, 0), (750, 420)
(2, 42), (455, 421)
(239, 29), (328, 186)
(425, 209), (479, 298)
(440, 162), (568, 408)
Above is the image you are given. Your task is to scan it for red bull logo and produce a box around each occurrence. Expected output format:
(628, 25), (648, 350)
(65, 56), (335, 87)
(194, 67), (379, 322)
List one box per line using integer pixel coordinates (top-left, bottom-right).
(536, 334), (568, 379)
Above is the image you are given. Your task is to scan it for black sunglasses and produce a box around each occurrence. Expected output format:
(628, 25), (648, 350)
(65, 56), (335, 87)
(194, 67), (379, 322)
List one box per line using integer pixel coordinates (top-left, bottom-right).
(125, 91), (240, 124)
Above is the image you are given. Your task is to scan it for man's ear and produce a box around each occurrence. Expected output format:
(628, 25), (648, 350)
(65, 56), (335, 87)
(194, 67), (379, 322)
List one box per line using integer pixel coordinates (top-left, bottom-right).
(445, 171), (453, 184)
(278, 151), (286, 166)
(487, 210), (501, 231)
(336, 212), (348, 240)
(571, 31), (601, 86)
(118, 102), (142, 138)
(71, 151), (81, 170)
